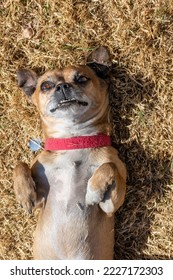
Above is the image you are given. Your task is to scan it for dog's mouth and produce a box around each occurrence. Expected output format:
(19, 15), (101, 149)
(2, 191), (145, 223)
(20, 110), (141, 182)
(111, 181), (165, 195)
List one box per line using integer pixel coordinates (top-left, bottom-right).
(50, 98), (88, 112)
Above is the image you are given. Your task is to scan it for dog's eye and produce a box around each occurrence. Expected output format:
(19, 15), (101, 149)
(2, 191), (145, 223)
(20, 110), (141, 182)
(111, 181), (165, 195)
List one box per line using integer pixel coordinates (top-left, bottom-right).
(41, 81), (55, 92)
(76, 75), (90, 84)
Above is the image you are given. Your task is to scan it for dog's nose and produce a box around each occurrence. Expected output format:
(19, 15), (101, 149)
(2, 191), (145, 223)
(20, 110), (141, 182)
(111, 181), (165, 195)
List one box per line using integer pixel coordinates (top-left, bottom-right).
(56, 83), (70, 92)
(55, 83), (72, 100)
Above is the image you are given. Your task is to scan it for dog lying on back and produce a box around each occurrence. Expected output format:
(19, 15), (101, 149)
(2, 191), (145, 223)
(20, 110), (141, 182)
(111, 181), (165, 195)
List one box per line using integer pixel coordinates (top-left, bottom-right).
(13, 46), (126, 259)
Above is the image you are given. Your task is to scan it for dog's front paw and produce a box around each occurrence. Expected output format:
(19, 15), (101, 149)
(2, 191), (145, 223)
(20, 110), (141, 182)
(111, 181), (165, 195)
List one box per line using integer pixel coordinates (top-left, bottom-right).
(13, 163), (37, 214)
(85, 178), (105, 206)
(85, 163), (115, 206)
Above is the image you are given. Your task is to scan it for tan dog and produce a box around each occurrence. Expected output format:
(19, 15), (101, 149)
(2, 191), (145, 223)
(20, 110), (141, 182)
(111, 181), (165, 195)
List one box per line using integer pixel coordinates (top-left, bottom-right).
(13, 47), (126, 260)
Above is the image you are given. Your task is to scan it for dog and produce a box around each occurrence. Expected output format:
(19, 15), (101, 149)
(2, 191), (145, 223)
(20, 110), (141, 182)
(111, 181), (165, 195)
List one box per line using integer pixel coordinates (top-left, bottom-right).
(13, 46), (126, 260)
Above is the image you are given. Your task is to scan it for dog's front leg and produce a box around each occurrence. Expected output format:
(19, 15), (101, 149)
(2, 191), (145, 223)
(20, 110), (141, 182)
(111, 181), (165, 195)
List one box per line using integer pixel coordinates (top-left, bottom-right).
(13, 162), (44, 214)
(85, 163), (126, 216)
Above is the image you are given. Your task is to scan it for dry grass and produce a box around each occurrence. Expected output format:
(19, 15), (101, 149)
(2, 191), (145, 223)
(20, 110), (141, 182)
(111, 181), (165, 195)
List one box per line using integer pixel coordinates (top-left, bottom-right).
(0, 0), (173, 259)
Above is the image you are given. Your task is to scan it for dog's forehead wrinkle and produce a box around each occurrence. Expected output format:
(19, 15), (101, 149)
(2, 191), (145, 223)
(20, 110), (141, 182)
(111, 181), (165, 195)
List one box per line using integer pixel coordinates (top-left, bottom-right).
(63, 65), (95, 78)
(38, 65), (97, 86)
(40, 72), (63, 82)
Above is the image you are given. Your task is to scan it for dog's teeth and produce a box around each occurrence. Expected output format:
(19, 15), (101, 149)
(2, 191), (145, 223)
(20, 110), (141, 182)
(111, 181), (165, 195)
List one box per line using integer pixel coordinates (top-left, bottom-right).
(50, 99), (87, 112)
(60, 99), (76, 104)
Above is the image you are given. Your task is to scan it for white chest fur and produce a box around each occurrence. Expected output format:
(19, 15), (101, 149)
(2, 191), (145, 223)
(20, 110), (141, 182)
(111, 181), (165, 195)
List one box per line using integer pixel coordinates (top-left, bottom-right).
(45, 150), (91, 206)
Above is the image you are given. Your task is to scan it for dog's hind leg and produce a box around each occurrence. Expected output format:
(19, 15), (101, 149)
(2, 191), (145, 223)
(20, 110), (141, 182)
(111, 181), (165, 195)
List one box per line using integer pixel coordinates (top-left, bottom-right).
(13, 162), (44, 213)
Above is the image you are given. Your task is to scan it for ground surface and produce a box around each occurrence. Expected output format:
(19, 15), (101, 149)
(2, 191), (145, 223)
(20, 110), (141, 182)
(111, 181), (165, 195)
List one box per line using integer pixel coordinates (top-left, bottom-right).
(0, 0), (173, 259)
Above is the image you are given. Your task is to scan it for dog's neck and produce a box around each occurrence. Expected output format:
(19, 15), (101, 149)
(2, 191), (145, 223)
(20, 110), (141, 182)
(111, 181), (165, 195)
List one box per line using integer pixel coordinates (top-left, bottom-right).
(42, 120), (111, 139)
(41, 108), (111, 139)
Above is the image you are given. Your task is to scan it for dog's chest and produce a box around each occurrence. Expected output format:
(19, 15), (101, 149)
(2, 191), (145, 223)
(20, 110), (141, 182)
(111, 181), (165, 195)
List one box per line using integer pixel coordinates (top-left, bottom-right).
(44, 150), (92, 207)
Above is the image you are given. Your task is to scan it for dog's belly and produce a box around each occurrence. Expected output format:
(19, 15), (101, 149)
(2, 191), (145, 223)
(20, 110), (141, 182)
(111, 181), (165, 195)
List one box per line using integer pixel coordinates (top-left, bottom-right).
(33, 150), (114, 260)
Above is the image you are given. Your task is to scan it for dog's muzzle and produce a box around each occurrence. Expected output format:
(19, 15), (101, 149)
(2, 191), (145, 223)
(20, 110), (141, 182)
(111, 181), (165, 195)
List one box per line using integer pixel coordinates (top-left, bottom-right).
(50, 83), (88, 112)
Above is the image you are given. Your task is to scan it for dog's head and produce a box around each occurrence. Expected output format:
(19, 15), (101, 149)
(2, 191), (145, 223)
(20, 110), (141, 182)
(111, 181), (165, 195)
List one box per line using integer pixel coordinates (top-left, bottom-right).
(17, 47), (112, 135)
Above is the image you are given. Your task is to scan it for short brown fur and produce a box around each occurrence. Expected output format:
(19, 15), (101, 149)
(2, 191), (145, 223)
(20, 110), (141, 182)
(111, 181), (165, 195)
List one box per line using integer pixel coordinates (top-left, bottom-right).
(13, 47), (126, 260)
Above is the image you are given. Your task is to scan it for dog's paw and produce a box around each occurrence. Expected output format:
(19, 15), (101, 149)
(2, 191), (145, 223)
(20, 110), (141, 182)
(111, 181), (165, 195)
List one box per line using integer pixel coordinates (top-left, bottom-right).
(85, 178), (106, 206)
(14, 175), (37, 214)
(85, 163), (115, 206)
(13, 163), (37, 214)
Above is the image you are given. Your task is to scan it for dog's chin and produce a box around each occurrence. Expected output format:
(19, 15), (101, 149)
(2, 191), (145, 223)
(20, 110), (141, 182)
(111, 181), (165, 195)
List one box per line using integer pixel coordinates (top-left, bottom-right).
(50, 99), (88, 113)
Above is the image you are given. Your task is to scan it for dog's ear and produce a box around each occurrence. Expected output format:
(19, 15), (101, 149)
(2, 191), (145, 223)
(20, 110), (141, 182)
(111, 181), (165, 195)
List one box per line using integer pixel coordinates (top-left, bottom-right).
(17, 69), (38, 97)
(86, 46), (112, 79)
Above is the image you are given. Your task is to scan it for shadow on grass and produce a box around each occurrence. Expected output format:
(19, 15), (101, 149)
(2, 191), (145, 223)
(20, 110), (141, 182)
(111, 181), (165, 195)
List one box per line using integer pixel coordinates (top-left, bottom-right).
(109, 64), (172, 259)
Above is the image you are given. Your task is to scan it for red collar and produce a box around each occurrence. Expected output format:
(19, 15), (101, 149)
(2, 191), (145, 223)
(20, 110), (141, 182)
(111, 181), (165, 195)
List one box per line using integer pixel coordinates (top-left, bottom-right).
(45, 134), (111, 151)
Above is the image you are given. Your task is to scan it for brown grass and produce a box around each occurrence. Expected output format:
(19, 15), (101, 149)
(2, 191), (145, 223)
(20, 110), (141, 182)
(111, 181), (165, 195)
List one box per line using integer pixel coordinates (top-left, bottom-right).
(0, 0), (173, 259)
